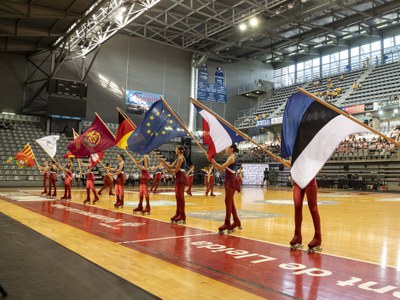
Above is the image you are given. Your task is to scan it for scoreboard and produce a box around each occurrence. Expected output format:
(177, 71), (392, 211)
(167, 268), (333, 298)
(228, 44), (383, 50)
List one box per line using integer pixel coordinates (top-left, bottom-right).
(47, 78), (88, 98)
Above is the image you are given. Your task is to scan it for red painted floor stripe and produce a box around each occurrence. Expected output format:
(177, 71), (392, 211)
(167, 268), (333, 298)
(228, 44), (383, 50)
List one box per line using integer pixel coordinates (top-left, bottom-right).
(8, 199), (400, 299)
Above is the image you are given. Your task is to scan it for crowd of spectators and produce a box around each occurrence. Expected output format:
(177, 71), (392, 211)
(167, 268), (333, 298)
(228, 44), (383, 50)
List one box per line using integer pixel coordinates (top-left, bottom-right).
(238, 128), (400, 163)
(0, 119), (18, 130)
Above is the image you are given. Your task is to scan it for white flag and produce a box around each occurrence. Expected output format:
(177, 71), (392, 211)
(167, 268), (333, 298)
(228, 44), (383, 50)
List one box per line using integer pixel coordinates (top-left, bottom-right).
(36, 135), (60, 158)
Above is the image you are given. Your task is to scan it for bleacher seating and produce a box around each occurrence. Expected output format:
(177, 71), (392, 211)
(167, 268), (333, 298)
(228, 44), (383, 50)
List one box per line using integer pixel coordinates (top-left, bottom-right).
(344, 61), (400, 105)
(0, 119), (164, 186)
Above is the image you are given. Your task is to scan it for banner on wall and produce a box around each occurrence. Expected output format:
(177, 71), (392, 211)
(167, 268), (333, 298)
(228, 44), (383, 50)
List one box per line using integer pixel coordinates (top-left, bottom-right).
(242, 163), (269, 185)
(256, 119), (271, 127)
(343, 104), (365, 114)
(125, 90), (163, 114)
(197, 65), (227, 103)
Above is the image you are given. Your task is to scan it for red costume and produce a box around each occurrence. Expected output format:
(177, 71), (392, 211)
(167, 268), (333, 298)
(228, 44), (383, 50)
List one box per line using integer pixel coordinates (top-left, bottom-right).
(98, 173), (114, 195)
(219, 161), (241, 232)
(61, 163), (72, 200)
(186, 170), (194, 196)
(150, 168), (162, 193)
(133, 159), (151, 214)
(47, 166), (57, 197)
(84, 171), (99, 204)
(114, 163), (125, 208)
(172, 167), (187, 223)
(41, 171), (49, 195)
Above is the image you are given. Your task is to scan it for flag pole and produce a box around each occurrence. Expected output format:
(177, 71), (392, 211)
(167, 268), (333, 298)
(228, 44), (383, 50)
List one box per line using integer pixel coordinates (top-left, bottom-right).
(297, 87), (400, 147)
(161, 97), (209, 158)
(94, 112), (116, 139)
(72, 128), (83, 178)
(190, 97), (290, 168)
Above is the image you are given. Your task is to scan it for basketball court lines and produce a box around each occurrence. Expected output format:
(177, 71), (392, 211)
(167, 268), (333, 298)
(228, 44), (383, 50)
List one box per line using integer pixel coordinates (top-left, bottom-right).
(1, 194), (399, 299)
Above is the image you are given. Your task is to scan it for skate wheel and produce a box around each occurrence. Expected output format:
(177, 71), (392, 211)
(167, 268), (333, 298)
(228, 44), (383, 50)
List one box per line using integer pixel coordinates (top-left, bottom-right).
(238, 226), (243, 230)
(218, 230), (225, 235)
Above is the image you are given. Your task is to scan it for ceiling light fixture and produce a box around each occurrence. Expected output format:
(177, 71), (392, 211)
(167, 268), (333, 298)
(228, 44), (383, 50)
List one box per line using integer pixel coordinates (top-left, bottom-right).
(239, 23), (247, 31)
(249, 17), (258, 27)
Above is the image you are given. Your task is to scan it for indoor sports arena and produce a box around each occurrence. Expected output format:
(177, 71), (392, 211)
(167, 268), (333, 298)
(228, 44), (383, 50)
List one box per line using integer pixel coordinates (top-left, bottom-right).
(1, 0), (400, 299)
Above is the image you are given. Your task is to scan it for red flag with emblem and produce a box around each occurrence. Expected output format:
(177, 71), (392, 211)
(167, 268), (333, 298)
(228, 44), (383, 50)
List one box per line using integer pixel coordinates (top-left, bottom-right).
(67, 114), (115, 158)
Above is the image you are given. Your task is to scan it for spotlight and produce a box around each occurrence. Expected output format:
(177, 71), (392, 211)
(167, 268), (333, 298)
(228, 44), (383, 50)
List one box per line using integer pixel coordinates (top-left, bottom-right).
(239, 23), (247, 31)
(249, 17), (258, 27)
(379, 110), (383, 115)
(288, 3), (294, 9)
(394, 109), (398, 114)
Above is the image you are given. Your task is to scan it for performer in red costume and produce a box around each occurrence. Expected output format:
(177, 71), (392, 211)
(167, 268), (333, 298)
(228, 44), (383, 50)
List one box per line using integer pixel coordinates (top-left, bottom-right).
(47, 161), (58, 198)
(211, 144), (241, 234)
(61, 157), (73, 200)
(98, 163), (115, 196)
(159, 146), (187, 224)
(186, 164), (195, 196)
(38, 161), (50, 195)
(83, 166), (99, 205)
(150, 163), (163, 193)
(131, 154), (151, 214)
(113, 154), (125, 208)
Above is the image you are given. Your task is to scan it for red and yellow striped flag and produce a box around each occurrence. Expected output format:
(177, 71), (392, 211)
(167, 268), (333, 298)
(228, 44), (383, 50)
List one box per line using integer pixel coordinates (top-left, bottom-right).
(14, 143), (35, 168)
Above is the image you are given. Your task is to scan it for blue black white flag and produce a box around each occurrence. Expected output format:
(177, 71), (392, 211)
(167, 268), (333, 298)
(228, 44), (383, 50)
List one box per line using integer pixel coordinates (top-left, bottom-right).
(281, 92), (369, 189)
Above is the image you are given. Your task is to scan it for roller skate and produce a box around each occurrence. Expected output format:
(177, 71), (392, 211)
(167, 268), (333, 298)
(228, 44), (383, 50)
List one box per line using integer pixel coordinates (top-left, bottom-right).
(218, 223), (231, 235)
(132, 205), (143, 214)
(307, 237), (322, 253)
(114, 196), (123, 208)
(173, 215), (186, 225)
(210, 193), (216, 197)
(228, 221), (242, 234)
(92, 197), (99, 205)
(289, 235), (303, 251)
(142, 206), (151, 215)
(83, 199), (90, 205)
(170, 214), (178, 223)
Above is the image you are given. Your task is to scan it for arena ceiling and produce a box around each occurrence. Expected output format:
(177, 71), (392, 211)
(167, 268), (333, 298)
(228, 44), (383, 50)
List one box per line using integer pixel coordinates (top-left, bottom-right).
(1, 0), (400, 63)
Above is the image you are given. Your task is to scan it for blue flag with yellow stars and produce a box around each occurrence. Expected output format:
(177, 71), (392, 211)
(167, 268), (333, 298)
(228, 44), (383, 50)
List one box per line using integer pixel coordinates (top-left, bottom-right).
(127, 100), (187, 154)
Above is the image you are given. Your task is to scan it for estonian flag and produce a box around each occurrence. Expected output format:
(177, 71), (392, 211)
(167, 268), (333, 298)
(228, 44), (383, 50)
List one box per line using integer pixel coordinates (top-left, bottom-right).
(192, 102), (245, 159)
(281, 92), (369, 189)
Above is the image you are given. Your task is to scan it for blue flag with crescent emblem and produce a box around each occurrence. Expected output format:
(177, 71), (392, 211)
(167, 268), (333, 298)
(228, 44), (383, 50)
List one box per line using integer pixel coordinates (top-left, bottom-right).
(127, 100), (187, 154)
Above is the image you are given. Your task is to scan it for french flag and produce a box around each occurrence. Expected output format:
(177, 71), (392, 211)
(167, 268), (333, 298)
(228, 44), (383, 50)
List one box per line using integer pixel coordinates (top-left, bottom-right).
(281, 92), (369, 189)
(192, 102), (245, 159)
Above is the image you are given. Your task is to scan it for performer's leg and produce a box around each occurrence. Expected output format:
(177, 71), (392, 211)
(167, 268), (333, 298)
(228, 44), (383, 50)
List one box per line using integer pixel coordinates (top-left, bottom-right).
(42, 175), (48, 195)
(291, 184), (305, 248)
(61, 178), (68, 199)
(143, 183), (151, 214)
(305, 183), (321, 251)
(108, 180), (115, 195)
(186, 178), (193, 195)
(171, 184), (180, 222)
(52, 177), (57, 197)
(84, 180), (91, 204)
(98, 182), (107, 195)
(133, 183), (144, 212)
(219, 187), (233, 232)
(150, 178), (157, 191)
(230, 187), (241, 231)
(175, 183), (186, 223)
(153, 178), (160, 192)
(210, 180), (215, 196)
(91, 180), (99, 204)
(114, 184), (121, 207)
(205, 181), (210, 196)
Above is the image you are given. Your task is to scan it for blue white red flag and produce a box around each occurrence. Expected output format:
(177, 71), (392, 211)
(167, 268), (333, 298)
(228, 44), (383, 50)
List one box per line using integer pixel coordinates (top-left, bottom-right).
(192, 102), (245, 159)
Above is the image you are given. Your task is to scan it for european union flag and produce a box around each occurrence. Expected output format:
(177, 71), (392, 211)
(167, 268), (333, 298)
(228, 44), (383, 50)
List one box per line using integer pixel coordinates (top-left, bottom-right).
(127, 100), (187, 154)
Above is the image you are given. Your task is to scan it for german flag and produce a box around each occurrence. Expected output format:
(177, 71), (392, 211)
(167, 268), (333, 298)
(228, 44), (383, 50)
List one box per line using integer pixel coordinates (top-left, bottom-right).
(14, 143), (35, 168)
(115, 108), (136, 149)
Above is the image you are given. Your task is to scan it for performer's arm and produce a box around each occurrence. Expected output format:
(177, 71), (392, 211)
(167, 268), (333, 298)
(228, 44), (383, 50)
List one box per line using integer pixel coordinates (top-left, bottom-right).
(211, 156), (235, 171)
(164, 157), (183, 174)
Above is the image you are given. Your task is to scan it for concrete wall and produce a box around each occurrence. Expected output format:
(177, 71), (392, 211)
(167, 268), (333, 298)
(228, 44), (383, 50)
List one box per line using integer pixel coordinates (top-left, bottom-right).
(0, 52), (26, 114)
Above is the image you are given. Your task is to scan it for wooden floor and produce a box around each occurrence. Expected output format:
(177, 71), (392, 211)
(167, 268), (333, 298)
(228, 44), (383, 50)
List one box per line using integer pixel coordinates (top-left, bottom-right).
(1, 184), (400, 299)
